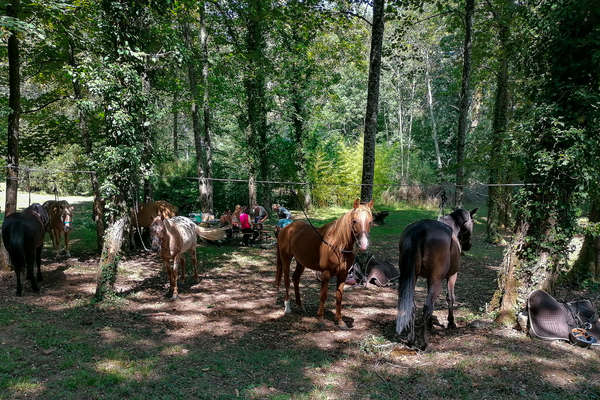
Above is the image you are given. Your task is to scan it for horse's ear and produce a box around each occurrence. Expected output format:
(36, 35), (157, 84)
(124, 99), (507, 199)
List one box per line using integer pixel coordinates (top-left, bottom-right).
(367, 199), (374, 209)
(353, 199), (360, 209)
(470, 208), (478, 217)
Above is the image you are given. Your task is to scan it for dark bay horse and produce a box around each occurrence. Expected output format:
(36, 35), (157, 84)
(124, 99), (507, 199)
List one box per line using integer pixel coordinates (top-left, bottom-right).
(396, 208), (477, 349)
(2, 204), (49, 296)
(276, 199), (374, 328)
(43, 200), (74, 257)
(150, 216), (200, 299)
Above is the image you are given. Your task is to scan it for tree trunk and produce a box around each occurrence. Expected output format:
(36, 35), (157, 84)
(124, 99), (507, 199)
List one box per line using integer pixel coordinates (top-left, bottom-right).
(487, 23), (510, 243)
(425, 51), (442, 177)
(454, 0), (475, 207)
(572, 199), (600, 281)
(183, 22), (211, 213)
(199, 2), (213, 213)
(173, 92), (179, 156)
(248, 175), (257, 208)
(244, 0), (269, 205)
(94, 217), (126, 301)
(360, 0), (385, 203)
(405, 78), (416, 181)
(5, 0), (21, 217)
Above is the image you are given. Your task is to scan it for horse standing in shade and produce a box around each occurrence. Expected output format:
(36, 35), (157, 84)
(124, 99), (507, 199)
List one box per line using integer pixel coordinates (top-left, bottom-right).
(276, 199), (373, 328)
(396, 208), (477, 349)
(150, 216), (200, 299)
(130, 200), (177, 248)
(2, 204), (49, 296)
(43, 200), (74, 257)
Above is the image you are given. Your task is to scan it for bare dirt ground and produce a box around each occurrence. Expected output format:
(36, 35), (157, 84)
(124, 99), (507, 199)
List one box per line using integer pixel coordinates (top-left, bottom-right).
(1, 220), (599, 399)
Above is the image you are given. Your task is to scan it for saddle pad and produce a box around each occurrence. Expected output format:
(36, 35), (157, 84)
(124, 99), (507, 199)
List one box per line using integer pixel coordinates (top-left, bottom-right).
(366, 260), (399, 287)
(528, 289), (573, 341)
(528, 290), (600, 345)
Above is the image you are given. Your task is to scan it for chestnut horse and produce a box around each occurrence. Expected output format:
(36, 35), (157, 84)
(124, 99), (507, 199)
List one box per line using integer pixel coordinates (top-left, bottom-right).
(150, 216), (200, 299)
(276, 199), (373, 328)
(43, 200), (74, 257)
(130, 200), (177, 248)
(395, 208), (477, 349)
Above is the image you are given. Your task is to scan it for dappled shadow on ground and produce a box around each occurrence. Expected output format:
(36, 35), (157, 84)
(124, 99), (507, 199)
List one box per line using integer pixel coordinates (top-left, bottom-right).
(1, 215), (599, 399)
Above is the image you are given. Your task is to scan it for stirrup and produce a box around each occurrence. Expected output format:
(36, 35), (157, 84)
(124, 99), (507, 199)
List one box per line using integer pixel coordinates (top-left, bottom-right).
(569, 328), (597, 348)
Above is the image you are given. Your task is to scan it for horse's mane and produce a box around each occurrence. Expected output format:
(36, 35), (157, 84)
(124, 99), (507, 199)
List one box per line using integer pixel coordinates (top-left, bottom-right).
(320, 209), (354, 250)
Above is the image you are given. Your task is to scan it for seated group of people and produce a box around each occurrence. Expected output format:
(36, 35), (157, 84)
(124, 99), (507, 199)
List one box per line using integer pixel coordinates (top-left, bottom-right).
(228, 203), (294, 245)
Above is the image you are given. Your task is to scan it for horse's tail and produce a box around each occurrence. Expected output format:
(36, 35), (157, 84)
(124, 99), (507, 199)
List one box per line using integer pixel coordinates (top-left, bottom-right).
(396, 235), (418, 335)
(3, 225), (26, 273)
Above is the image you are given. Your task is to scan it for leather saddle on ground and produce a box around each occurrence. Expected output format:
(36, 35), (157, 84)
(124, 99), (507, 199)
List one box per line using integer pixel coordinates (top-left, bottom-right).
(527, 289), (600, 345)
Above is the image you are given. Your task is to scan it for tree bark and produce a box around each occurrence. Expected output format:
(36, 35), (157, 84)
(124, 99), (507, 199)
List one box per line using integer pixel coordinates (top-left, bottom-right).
(94, 217), (126, 301)
(183, 21), (212, 213)
(487, 23), (510, 243)
(5, 0), (21, 217)
(425, 51), (442, 177)
(572, 199), (600, 281)
(244, 0), (269, 206)
(360, 0), (385, 202)
(173, 92), (179, 156)
(455, 0), (475, 207)
(199, 2), (213, 213)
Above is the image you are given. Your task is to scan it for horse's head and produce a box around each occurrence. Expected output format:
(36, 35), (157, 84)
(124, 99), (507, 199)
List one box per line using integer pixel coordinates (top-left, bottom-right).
(449, 208), (478, 251)
(350, 199), (374, 252)
(149, 216), (165, 252)
(60, 202), (74, 233)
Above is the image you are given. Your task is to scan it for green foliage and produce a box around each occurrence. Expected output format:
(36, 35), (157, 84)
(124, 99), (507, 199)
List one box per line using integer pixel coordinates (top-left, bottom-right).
(151, 160), (199, 215)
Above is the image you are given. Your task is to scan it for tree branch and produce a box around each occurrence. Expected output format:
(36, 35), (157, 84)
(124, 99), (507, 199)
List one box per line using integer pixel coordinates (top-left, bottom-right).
(22, 96), (70, 114)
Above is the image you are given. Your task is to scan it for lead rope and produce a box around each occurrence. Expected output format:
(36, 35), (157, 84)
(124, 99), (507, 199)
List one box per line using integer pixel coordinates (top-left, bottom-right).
(133, 197), (150, 252)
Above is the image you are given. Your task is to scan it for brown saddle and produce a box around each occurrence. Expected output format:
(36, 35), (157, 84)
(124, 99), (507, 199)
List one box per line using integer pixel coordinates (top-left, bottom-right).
(527, 289), (600, 345)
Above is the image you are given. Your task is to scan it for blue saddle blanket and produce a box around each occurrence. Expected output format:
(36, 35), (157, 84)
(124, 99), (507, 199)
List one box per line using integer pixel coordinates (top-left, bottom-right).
(276, 218), (293, 228)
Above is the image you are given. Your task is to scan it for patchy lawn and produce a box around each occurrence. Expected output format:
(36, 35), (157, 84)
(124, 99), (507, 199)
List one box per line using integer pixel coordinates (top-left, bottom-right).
(1, 203), (599, 399)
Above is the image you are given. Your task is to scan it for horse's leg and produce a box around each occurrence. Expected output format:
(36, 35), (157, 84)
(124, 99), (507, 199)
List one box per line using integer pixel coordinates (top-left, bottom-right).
(191, 247), (199, 282)
(171, 256), (179, 299)
(283, 255), (292, 314)
(36, 245), (43, 282)
(26, 252), (39, 293)
(15, 268), (23, 296)
(422, 278), (442, 347)
(317, 270), (331, 320)
(446, 273), (458, 329)
(292, 262), (305, 310)
(165, 260), (175, 298)
(180, 255), (186, 282)
(51, 229), (59, 256)
(64, 231), (70, 257)
(335, 270), (348, 329)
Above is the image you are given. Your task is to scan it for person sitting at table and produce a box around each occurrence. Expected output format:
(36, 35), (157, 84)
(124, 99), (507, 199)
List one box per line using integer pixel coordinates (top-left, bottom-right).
(239, 206), (257, 246)
(231, 204), (242, 231)
(251, 204), (269, 224)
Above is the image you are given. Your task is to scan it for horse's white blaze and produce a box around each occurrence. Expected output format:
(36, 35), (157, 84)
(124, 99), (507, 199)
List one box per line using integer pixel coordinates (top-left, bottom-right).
(284, 300), (292, 314)
(356, 210), (370, 251)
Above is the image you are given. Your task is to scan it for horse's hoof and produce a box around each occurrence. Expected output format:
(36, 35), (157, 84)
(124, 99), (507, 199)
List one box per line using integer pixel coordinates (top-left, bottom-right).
(336, 320), (350, 330)
(284, 300), (292, 314)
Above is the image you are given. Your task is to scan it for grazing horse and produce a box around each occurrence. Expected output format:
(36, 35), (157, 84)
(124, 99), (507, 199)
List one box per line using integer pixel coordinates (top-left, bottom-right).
(276, 199), (374, 328)
(150, 216), (200, 299)
(395, 208), (478, 349)
(43, 200), (74, 257)
(2, 204), (49, 296)
(130, 200), (177, 248)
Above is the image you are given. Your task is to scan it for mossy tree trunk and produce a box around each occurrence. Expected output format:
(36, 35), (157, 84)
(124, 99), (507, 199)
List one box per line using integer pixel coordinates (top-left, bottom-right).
(95, 217), (127, 301)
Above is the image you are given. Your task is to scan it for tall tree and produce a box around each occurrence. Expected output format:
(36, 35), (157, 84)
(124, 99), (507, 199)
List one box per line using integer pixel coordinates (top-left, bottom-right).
(454, 0), (475, 207)
(5, 0), (21, 216)
(491, 0), (600, 324)
(360, 0), (385, 202)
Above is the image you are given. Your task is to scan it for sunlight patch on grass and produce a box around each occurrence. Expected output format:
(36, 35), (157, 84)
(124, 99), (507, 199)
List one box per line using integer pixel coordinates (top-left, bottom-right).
(6, 377), (44, 396)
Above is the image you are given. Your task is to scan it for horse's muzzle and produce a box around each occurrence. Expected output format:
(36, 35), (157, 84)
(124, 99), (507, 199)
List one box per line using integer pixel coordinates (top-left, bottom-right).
(357, 233), (369, 252)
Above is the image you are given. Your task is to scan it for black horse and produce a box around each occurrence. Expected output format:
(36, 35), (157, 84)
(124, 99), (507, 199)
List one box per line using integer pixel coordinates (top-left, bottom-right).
(2, 203), (49, 296)
(395, 208), (477, 349)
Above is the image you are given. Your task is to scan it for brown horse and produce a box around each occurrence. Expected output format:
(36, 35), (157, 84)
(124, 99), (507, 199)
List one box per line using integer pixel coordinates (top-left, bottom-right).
(150, 216), (200, 299)
(130, 200), (177, 248)
(43, 200), (74, 257)
(276, 199), (374, 328)
(395, 208), (477, 349)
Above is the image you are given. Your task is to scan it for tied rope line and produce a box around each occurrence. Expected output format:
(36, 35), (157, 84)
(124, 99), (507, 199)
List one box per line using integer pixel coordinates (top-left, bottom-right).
(0, 164), (537, 189)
